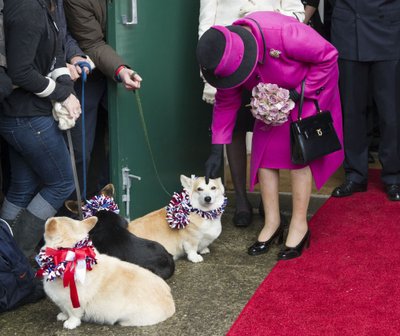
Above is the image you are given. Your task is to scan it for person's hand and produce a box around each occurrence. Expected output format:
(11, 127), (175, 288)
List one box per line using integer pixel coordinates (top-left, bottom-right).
(119, 68), (142, 90)
(205, 144), (223, 184)
(61, 93), (81, 120)
(0, 67), (13, 102)
(66, 63), (80, 81)
(71, 56), (92, 77)
(202, 82), (216, 104)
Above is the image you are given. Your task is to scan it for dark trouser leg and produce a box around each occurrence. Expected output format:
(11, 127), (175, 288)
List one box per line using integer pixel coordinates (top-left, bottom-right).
(371, 60), (400, 184)
(226, 131), (250, 212)
(226, 89), (254, 226)
(69, 73), (107, 199)
(87, 105), (109, 197)
(339, 59), (370, 183)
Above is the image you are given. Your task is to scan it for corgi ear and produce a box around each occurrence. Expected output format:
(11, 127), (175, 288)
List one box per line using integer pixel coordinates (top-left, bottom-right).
(180, 175), (193, 190)
(215, 177), (225, 192)
(45, 217), (59, 238)
(100, 183), (115, 197)
(82, 216), (98, 232)
(64, 200), (82, 214)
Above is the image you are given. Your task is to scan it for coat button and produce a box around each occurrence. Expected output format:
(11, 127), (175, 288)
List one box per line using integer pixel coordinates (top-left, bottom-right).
(316, 89), (321, 95)
(256, 75), (261, 80)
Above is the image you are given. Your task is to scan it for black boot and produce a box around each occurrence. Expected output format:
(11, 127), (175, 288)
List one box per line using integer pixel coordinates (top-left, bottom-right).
(13, 209), (46, 258)
(13, 278), (45, 309)
(2, 209), (24, 233)
(1, 218), (16, 233)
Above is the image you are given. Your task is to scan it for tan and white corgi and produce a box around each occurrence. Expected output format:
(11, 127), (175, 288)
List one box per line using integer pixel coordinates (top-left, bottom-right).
(128, 175), (227, 263)
(39, 216), (175, 329)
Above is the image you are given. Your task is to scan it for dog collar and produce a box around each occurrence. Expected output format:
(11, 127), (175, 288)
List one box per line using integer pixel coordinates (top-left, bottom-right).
(36, 236), (97, 308)
(166, 190), (228, 230)
(82, 194), (119, 218)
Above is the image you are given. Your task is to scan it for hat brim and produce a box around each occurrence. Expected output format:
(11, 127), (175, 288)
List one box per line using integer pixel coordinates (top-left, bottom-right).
(201, 26), (258, 90)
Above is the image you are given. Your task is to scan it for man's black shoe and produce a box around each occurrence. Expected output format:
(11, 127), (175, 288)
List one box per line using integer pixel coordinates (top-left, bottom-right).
(331, 180), (367, 197)
(386, 184), (400, 201)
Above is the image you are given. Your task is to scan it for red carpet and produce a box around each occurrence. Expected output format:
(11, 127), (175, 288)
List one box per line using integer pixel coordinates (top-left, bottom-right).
(228, 170), (400, 336)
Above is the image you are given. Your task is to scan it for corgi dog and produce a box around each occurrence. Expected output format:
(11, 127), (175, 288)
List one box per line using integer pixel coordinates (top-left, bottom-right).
(65, 184), (175, 280)
(128, 175), (227, 263)
(39, 216), (175, 329)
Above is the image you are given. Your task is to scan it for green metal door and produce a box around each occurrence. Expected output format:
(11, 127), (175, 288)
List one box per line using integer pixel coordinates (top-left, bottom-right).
(107, 0), (212, 219)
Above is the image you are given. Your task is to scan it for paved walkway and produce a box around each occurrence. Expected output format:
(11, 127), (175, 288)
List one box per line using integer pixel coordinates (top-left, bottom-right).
(0, 207), (280, 336)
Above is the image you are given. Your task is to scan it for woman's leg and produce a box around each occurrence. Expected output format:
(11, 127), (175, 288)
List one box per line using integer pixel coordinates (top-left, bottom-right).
(0, 118), (41, 223)
(1, 116), (75, 256)
(286, 166), (312, 247)
(257, 168), (280, 241)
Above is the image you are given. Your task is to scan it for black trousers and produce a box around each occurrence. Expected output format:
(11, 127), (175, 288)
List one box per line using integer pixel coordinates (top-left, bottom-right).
(339, 59), (400, 185)
(69, 70), (108, 199)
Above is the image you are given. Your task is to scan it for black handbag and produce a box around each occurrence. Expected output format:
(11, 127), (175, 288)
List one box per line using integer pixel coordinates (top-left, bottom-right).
(290, 81), (341, 165)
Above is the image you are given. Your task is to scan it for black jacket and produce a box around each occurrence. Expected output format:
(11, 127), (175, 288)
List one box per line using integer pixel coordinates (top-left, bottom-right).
(0, 0), (12, 102)
(331, 0), (400, 61)
(2, 0), (73, 117)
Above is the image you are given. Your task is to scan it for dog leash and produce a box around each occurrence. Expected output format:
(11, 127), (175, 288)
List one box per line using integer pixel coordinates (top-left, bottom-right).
(133, 90), (171, 197)
(75, 61), (92, 202)
(66, 130), (83, 220)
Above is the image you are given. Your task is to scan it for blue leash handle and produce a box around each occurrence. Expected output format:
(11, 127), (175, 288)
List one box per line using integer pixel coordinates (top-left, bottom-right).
(75, 61), (92, 82)
(75, 61), (92, 200)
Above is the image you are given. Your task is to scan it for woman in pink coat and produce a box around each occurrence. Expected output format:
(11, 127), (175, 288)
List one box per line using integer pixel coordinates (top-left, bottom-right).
(197, 11), (344, 260)
(199, 1), (304, 228)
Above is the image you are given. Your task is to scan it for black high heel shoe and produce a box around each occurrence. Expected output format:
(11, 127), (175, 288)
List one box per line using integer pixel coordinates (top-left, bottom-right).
(277, 230), (310, 261)
(247, 225), (284, 256)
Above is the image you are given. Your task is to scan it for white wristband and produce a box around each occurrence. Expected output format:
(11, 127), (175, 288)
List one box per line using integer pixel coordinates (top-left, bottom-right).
(85, 56), (96, 70)
(49, 67), (71, 80)
(35, 77), (56, 98)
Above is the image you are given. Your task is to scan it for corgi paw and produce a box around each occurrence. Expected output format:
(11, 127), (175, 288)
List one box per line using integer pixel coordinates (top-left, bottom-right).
(199, 247), (210, 255)
(187, 252), (203, 263)
(57, 312), (68, 321)
(63, 317), (81, 329)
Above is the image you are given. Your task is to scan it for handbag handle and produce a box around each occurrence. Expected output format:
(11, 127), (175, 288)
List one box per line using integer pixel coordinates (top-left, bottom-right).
(297, 80), (306, 120)
(296, 80), (321, 121)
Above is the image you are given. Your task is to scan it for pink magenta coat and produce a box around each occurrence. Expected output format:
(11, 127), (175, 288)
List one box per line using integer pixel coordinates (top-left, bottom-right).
(211, 11), (344, 191)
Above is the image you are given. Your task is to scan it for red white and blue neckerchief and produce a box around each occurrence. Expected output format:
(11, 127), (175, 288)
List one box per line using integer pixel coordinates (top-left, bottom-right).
(166, 189), (228, 230)
(82, 194), (119, 219)
(36, 236), (97, 308)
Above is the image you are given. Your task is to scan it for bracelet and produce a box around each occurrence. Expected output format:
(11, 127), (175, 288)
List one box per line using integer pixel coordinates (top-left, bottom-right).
(115, 65), (126, 82)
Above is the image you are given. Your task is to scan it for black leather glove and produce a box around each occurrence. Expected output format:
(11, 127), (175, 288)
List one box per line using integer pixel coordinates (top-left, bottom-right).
(205, 144), (223, 184)
(0, 67), (13, 102)
(289, 89), (300, 102)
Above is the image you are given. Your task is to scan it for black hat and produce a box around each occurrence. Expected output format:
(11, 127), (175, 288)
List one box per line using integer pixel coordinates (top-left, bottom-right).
(196, 25), (258, 89)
